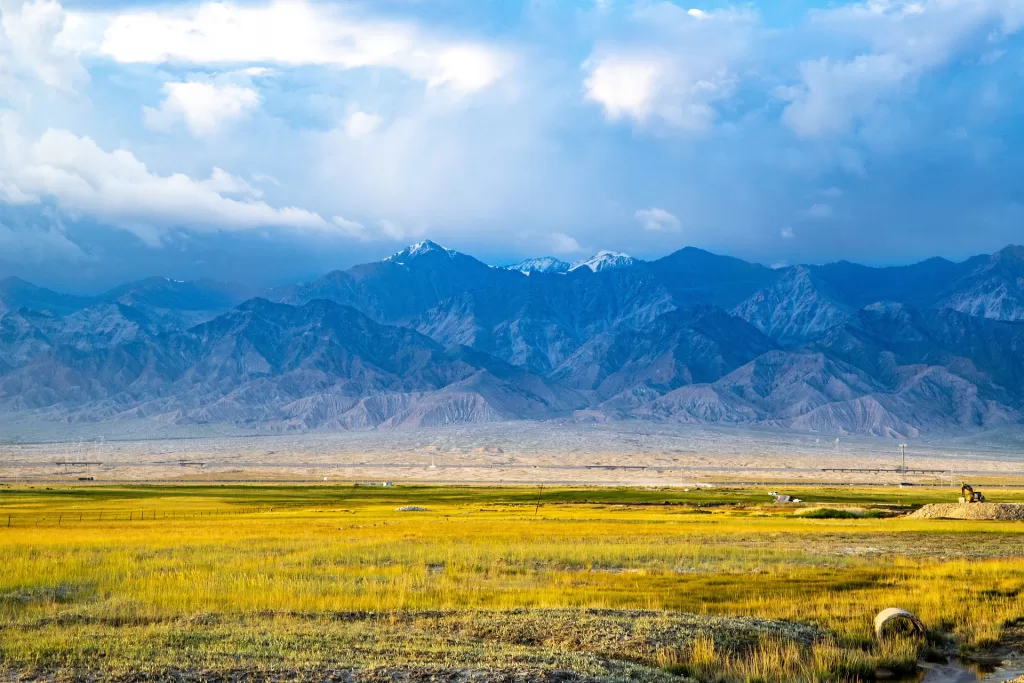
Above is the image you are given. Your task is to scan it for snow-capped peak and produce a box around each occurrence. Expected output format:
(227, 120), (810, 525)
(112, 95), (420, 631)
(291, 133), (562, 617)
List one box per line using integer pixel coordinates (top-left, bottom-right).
(504, 256), (571, 275)
(383, 240), (456, 263)
(569, 251), (639, 273)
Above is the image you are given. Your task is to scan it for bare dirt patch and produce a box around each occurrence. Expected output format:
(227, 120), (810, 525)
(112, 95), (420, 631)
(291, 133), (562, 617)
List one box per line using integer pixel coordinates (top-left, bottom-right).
(908, 503), (1024, 521)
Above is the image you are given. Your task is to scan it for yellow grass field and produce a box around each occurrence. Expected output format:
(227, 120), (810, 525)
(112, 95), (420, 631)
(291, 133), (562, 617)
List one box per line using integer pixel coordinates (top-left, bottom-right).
(1, 484), (1022, 682)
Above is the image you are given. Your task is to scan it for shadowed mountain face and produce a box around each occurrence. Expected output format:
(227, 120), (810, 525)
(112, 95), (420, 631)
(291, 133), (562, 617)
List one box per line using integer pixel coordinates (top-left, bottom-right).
(732, 266), (853, 345)
(0, 276), (257, 355)
(0, 277), (92, 317)
(0, 299), (585, 428)
(937, 246), (1024, 321)
(550, 306), (777, 400)
(1, 243), (1023, 436)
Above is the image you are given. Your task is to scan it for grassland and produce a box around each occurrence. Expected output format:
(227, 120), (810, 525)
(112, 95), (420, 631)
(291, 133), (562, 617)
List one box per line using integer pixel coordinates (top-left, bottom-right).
(1, 483), (1023, 682)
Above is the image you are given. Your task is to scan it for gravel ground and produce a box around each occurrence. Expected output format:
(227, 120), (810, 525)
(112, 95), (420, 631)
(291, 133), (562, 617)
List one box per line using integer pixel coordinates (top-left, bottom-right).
(908, 503), (1024, 521)
(2, 667), (649, 682)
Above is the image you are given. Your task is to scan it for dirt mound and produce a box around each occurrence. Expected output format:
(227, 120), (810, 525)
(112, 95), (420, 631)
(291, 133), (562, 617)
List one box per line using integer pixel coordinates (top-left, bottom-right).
(909, 503), (1024, 521)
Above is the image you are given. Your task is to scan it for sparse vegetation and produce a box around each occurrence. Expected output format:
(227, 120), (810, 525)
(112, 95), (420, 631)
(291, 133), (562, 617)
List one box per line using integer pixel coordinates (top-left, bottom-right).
(0, 484), (1022, 681)
(796, 507), (889, 519)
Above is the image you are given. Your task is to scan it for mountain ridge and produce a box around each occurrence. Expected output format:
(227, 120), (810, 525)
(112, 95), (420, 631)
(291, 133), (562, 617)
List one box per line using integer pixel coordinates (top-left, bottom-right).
(2, 243), (1022, 436)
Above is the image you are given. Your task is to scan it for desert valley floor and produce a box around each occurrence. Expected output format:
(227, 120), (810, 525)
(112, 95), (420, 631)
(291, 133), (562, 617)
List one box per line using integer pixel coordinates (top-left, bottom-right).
(2, 422), (1023, 485)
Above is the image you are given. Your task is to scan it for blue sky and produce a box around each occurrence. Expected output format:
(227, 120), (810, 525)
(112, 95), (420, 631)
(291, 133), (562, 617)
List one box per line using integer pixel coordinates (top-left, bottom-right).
(0, 0), (1022, 291)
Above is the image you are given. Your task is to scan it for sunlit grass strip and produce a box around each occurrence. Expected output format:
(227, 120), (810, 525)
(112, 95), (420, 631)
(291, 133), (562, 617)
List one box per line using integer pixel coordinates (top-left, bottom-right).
(0, 485), (1022, 681)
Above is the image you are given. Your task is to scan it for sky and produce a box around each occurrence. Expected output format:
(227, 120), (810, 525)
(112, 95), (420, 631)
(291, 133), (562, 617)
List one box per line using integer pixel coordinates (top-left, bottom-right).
(0, 0), (1022, 291)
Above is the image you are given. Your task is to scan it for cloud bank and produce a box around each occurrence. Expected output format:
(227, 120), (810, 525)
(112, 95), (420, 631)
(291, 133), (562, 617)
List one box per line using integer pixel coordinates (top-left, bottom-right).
(0, 0), (1021, 289)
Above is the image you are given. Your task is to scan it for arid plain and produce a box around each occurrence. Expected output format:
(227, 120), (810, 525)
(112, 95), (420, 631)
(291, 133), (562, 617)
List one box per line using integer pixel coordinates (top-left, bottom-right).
(2, 422), (1023, 486)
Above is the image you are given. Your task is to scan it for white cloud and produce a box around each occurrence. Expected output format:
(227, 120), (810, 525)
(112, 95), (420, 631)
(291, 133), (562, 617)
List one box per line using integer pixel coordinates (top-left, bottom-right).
(0, 220), (88, 262)
(344, 111), (382, 139)
(780, 54), (911, 138)
(811, 0), (1024, 65)
(551, 232), (583, 254)
(250, 172), (280, 187)
(583, 6), (753, 131)
(332, 215), (367, 239)
(428, 45), (508, 92)
(802, 203), (833, 220)
(144, 81), (261, 137)
(781, 0), (1024, 138)
(332, 215), (406, 242)
(584, 57), (662, 123)
(202, 166), (262, 197)
(308, 73), (588, 236)
(377, 219), (405, 240)
(70, 1), (509, 94)
(0, 179), (34, 204)
(0, 112), (330, 244)
(583, 50), (732, 131)
(634, 207), (680, 232)
(0, 0), (88, 93)
(780, 226), (794, 239)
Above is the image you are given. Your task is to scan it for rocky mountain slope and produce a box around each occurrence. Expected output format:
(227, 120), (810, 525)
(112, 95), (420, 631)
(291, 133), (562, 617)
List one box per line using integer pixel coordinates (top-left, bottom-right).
(1, 242), (1023, 436)
(937, 245), (1024, 320)
(0, 299), (584, 428)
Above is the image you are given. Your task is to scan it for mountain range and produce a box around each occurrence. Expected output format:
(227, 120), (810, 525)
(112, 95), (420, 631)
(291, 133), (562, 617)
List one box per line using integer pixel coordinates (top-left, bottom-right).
(506, 251), (640, 274)
(2, 241), (1023, 436)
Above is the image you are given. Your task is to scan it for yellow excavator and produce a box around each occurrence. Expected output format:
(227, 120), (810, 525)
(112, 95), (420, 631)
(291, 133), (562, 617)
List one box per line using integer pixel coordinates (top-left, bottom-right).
(960, 483), (985, 504)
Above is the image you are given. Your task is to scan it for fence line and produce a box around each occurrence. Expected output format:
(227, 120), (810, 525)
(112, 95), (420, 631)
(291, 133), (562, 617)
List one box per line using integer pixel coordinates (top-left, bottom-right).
(0, 504), (318, 528)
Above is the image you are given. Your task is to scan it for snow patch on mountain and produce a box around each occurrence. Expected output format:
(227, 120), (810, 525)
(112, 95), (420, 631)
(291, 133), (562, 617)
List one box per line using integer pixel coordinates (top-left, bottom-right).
(502, 251), (638, 274)
(505, 257), (571, 275)
(384, 240), (456, 264)
(569, 251), (639, 273)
